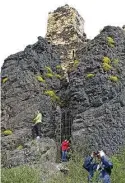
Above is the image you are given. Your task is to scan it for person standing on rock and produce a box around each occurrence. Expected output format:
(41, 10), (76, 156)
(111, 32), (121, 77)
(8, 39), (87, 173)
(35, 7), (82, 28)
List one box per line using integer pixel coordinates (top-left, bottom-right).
(32, 110), (42, 140)
(61, 139), (70, 162)
(83, 150), (113, 183)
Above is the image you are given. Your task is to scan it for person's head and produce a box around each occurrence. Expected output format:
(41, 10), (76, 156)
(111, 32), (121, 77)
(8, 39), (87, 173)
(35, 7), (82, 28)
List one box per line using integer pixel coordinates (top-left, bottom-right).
(93, 150), (105, 159)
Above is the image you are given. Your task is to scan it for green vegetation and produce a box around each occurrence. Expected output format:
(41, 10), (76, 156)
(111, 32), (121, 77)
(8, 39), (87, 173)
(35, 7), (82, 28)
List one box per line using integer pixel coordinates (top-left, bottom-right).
(3, 130), (12, 136)
(109, 76), (118, 82)
(111, 150), (125, 183)
(68, 60), (80, 73)
(56, 65), (62, 70)
(1, 165), (41, 183)
(44, 90), (60, 102)
(86, 73), (95, 78)
(45, 66), (53, 73)
(2, 77), (8, 83)
(103, 56), (111, 64)
(113, 59), (119, 66)
(54, 74), (62, 79)
(73, 60), (79, 68)
(36, 76), (45, 83)
(48, 150), (125, 183)
(17, 145), (23, 150)
(107, 36), (115, 47)
(45, 73), (54, 78)
(102, 63), (112, 71)
(1, 150), (125, 183)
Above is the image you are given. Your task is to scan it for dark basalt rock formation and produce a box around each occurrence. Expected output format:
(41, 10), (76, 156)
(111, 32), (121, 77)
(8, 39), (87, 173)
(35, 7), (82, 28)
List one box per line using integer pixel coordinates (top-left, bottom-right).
(1, 5), (125, 168)
(67, 26), (125, 154)
(1, 37), (62, 167)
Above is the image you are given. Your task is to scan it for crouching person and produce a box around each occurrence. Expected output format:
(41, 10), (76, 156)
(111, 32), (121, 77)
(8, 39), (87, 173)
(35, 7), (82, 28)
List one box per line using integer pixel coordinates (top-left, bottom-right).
(32, 110), (42, 140)
(83, 150), (113, 183)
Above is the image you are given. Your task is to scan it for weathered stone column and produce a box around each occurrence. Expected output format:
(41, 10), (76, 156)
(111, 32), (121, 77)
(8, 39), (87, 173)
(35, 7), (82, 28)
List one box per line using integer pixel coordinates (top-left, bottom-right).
(46, 4), (86, 69)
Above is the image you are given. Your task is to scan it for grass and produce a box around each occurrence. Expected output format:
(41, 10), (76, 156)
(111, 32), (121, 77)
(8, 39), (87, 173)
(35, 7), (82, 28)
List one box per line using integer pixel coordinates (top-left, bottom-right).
(56, 65), (62, 70)
(44, 90), (60, 102)
(2, 77), (8, 83)
(45, 66), (53, 73)
(102, 63), (112, 71)
(1, 165), (41, 183)
(48, 150), (125, 183)
(3, 130), (13, 136)
(109, 76), (118, 82)
(86, 73), (95, 78)
(103, 56), (111, 64)
(107, 36), (115, 47)
(73, 60), (79, 68)
(45, 73), (54, 78)
(1, 150), (125, 183)
(17, 145), (23, 150)
(54, 74), (62, 79)
(113, 59), (119, 66)
(36, 76), (45, 83)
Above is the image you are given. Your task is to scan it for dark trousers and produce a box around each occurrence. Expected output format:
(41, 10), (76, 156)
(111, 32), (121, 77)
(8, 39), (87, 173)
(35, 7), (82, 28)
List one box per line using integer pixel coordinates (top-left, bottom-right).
(32, 123), (42, 139)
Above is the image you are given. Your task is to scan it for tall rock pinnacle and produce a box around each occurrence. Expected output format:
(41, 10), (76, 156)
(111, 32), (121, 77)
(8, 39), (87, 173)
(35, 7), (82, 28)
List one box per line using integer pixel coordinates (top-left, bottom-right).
(46, 4), (86, 69)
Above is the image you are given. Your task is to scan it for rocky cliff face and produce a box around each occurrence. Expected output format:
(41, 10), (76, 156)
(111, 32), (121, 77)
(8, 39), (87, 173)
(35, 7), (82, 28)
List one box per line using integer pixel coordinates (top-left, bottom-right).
(1, 5), (125, 168)
(67, 26), (125, 154)
(1, 37), (62, 167)
(46, 4), (86, 69)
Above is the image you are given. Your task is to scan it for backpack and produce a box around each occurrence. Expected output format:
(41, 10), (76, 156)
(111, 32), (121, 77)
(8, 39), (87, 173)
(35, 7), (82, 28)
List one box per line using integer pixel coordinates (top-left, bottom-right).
(105, 164), (113, 175)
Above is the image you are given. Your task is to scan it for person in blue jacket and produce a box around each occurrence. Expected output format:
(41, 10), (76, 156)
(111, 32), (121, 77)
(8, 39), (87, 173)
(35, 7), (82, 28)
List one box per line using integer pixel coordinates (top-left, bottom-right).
(83, 150), (113, 183)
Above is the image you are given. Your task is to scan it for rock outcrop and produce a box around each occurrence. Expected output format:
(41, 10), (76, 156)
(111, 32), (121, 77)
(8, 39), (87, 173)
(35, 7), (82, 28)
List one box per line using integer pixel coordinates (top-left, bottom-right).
(46, 4), (86, 69)
(1, 37), (62, 166)
(67, 26), (125, 154)
(1, 4), (125, 170)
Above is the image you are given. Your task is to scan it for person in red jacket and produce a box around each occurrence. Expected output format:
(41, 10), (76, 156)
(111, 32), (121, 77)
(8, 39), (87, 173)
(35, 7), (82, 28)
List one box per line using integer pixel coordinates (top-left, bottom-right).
(61, 139), (70, 162)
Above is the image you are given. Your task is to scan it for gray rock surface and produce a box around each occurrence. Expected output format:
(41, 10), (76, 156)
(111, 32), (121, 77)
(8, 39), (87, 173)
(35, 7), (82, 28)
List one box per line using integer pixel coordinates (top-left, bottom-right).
(1, 37), (62, 167)
(2, 138), (57, 168)
(67, 26), (125, 155)
(1, 5), (125, 171)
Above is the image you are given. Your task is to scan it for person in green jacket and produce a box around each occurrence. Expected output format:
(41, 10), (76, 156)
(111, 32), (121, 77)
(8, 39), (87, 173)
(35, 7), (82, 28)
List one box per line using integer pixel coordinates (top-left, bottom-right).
(32, 110), (42, 139)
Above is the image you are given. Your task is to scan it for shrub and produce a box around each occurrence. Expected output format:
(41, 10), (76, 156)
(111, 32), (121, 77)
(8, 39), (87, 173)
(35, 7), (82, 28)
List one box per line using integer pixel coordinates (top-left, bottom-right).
(2, 77), (8, 83)
(36, 76), (45, 83)
(54, 74), (62, 79)
(113, 59), (119, 65)
(102, 63), (112, 71)
(3, 130), (13, 136)
(44, 90), (60, 102)
(107, 36), (115, 47)
(45, 66), (53, 73)
(1, 165), (41, 183)
(109, 76), (118, 82)
(45, 73), (54, 78)
(73, 60), (79, 68)
(86, 73), (95, 78)
(17, 145), (23, 150)
(103, 57), (111, 64)
(56, 65), (62, 69)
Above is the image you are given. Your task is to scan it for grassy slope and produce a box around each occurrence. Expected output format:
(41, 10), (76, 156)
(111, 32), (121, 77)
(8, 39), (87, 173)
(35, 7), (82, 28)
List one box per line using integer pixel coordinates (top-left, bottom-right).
(1, 150), (125, 183)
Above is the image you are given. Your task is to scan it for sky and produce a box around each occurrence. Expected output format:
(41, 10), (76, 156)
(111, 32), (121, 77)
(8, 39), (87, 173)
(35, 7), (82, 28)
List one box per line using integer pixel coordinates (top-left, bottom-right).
(0, 0), (125, 68)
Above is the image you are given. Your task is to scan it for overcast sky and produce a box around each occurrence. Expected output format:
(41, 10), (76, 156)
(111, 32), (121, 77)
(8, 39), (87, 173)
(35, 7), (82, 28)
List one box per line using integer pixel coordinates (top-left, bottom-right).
(0, 0), (125, 68)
